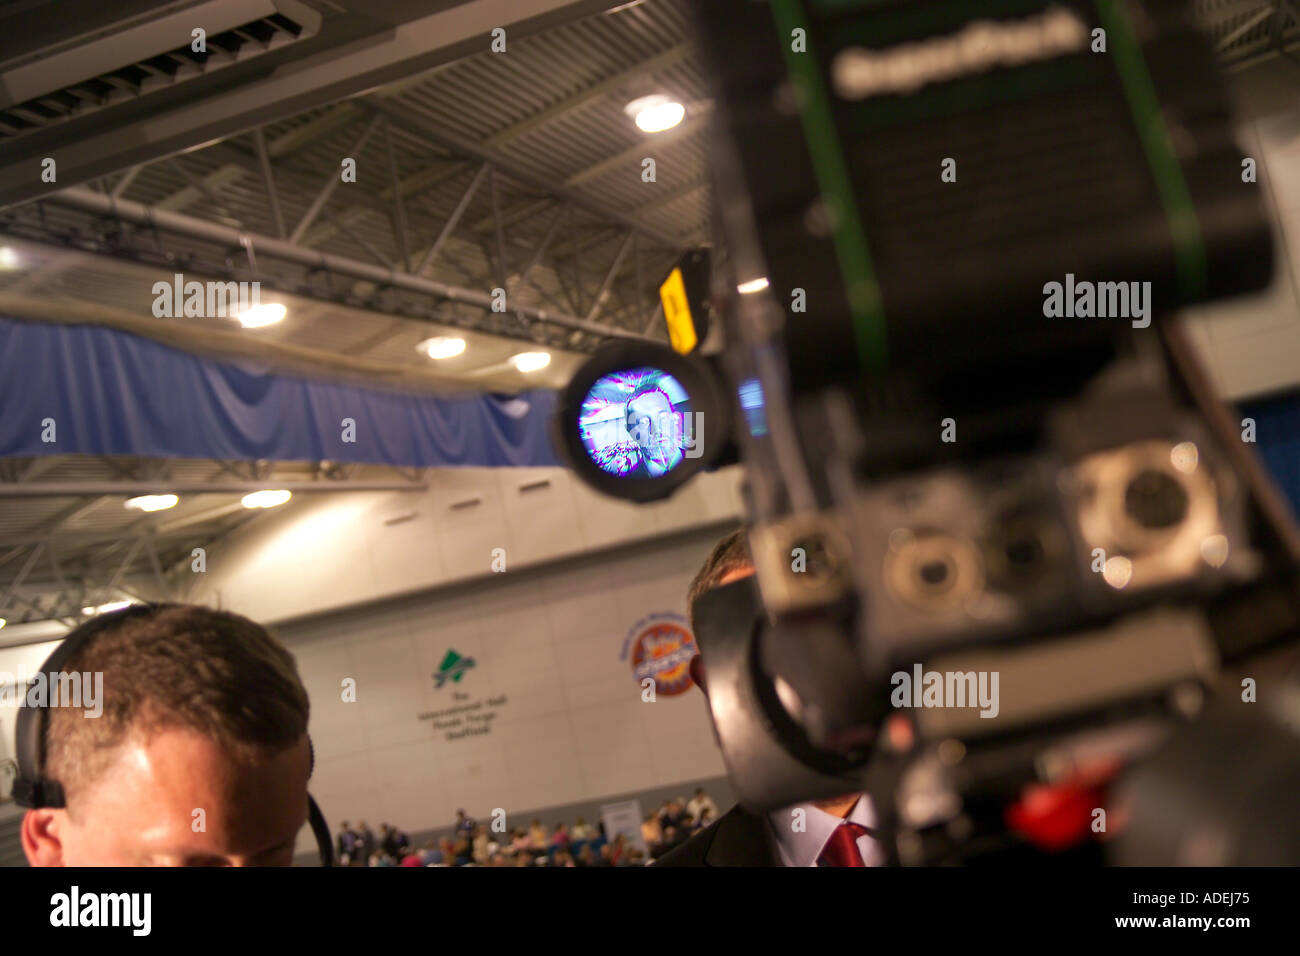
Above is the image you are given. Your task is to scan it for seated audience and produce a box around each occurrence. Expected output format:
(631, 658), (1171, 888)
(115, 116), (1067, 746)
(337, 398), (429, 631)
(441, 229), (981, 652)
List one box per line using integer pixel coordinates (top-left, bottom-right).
(550, 821), (571, 849)
(336, 822), (359, 867)
(419, 841), (443, 866)
(454, 809), (476, 839)
(687, 787), (719, 824)
(339, 793), (720, 868)
(472, 824), (491, 864)
(529, 818), (549, 849)
(511, 828), (532, 854)
(641, 812), (663, 850)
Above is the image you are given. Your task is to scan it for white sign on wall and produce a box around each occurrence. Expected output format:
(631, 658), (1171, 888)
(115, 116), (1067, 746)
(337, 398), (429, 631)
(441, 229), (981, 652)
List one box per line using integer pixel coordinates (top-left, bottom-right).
(600, 799), (645, 851)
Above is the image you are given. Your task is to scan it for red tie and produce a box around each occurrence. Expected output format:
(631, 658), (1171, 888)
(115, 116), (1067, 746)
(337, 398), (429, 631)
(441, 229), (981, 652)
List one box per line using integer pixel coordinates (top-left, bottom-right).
(818, 822), (870, 867)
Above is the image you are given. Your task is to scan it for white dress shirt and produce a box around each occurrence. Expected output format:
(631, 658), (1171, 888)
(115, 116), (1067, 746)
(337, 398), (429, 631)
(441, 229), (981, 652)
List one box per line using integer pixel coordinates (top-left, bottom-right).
(766, 795), (884, 867)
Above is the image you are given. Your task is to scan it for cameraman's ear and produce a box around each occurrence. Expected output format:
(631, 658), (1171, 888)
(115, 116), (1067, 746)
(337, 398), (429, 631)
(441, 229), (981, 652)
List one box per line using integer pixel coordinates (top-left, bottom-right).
(22, 809), (66, 866)
(689, 653), (707, 697)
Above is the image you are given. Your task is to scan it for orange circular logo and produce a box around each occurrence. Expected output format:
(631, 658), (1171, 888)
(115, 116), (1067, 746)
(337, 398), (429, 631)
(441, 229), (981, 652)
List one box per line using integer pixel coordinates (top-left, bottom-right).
(627, 617), (697, 696)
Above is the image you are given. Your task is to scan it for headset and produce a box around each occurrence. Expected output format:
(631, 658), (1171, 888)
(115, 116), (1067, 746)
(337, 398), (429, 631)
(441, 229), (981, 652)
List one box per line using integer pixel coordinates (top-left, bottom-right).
(11, 603), (334, 866)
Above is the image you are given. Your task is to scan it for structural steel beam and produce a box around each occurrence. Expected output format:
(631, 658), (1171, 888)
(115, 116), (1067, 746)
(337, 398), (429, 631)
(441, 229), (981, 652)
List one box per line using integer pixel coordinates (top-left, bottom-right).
(46, 186), (644, 340)
(0, 481), (429, 498)
(253, 126), (287, 239)
(368, 101), (689, 253)
(414, 163), (491, 277)
(290, 114), (383, 243)
(0, 0), (614, 209)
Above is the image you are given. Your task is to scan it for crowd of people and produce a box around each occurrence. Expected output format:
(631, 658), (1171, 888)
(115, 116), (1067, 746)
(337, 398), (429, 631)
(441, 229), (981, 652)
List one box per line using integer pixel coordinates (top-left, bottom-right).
(642, 788), (718, 861)
(335, 787), (721, 867)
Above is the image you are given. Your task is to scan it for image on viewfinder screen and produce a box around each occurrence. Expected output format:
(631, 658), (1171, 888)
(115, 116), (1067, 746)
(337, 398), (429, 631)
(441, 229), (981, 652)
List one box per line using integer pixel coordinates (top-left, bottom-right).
(578, 367), (692, 478)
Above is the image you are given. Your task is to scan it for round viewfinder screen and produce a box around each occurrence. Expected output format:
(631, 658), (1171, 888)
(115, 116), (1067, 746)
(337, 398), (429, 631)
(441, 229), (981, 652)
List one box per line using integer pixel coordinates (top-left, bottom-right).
(578, 367), (693, 478)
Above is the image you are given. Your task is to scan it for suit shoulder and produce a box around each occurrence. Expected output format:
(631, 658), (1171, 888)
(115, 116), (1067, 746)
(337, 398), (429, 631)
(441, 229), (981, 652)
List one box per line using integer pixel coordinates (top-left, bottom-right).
(652, 828), (713, 867)
(652, 805), (777, 867)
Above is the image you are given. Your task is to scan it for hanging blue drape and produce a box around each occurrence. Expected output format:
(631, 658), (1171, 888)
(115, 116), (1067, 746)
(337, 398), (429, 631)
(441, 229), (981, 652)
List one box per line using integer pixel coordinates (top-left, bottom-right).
(0, 316), (561, 467)
(2, 315), (1299, 512)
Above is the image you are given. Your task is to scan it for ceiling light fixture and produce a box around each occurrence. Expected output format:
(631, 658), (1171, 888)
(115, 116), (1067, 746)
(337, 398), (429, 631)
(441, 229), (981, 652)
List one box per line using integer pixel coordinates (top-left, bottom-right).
(418, 336), (467, 359)
(511, 352), (552, 373)
(235, 302), (287, 328)
(125, 494), (179, 512)
(625, 94), (685, 133)
(82, 600), (134, 616)
(241, 489), (292, 509)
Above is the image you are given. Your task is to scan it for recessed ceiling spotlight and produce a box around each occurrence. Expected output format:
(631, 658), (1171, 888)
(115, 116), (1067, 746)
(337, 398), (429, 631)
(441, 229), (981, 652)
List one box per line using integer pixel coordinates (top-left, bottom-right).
(241, 489), (292, 509)
(418, 336), (467, 359)
(625, 94), (685, 133)
(82, 600), (134, 616)
(125, 494), (179, 512)
(511, 352), (552, 373)
(235, 302), (287, 328)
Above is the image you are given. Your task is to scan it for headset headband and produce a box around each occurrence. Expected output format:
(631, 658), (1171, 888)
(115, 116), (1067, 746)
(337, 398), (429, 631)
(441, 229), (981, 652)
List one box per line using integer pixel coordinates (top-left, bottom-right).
(13, 602), (170, 809)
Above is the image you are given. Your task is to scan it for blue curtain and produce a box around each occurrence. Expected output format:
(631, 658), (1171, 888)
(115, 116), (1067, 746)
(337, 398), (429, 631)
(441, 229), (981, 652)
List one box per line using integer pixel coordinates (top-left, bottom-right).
(0, 316), (561, 467)
(2, 315), (1298, 511)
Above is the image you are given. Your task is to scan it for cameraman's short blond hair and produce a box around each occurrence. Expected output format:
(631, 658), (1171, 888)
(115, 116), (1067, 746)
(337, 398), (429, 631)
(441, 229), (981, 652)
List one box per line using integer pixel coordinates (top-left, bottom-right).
(46, 604), (309, 814)
(686, 528), (753, 633)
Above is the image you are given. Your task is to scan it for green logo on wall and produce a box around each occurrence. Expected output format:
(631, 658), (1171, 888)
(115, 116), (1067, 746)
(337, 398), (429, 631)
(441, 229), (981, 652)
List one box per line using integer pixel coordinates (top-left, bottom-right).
(434, 649), (476, 689)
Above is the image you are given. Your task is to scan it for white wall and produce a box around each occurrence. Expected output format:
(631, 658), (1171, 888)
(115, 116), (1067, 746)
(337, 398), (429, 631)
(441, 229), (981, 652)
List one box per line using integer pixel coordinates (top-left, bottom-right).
(184, 465), (744, 626)
(0, 465), (744, 845)
(166, 463), (743, 854)
(281, 526), (733, 855)
(1184, 58), (1300, 401)
(0, 638), (64, 791)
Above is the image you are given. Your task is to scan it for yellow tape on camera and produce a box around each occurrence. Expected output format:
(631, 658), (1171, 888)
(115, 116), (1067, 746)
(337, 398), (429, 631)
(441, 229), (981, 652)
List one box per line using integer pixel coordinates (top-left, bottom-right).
(659, 267), (697, 355)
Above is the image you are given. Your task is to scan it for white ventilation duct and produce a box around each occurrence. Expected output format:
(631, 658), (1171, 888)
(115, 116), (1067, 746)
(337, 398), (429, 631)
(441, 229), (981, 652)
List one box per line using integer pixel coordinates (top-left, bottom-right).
(0, 0), (321, 140)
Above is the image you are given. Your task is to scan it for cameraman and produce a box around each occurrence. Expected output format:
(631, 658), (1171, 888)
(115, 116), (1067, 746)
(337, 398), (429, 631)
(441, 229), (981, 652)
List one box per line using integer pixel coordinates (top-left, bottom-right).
(20, 603), (314, 867)
(656, 530), (882, 867)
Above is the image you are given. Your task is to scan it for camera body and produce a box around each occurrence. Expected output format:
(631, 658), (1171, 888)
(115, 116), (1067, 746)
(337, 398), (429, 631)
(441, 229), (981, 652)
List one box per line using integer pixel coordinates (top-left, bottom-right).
(751, 371), (1258, 679)
(555, 0), (1300, 863)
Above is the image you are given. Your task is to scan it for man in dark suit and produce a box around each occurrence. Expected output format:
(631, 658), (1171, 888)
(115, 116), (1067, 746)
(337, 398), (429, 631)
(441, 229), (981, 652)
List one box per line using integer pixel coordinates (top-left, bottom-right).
(655, 530), (879, 867)
(357, 820), (376, 863)
(336, 821), (359, 866)
(651, 801), (781, 866)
